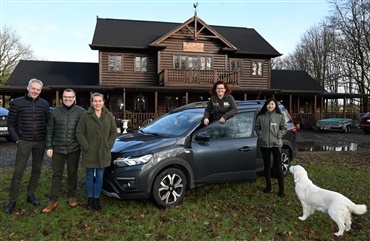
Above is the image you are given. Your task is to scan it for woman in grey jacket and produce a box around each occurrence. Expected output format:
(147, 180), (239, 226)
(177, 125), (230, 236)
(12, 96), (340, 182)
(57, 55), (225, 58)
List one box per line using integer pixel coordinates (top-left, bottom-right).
(255, 98), (287, 197)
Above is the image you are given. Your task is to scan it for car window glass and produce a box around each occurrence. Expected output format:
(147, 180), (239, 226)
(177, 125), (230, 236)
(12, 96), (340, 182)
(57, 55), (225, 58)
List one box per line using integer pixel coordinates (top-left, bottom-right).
(142, 110), (203, 137)
(202, 111), (255, 141)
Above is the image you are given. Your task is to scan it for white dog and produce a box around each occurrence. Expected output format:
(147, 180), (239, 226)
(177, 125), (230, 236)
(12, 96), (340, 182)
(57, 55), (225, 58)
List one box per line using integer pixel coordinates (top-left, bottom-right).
(289, 165), (367, 236)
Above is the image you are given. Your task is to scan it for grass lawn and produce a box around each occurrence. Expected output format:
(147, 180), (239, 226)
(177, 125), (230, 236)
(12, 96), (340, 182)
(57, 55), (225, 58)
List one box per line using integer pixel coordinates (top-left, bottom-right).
(0, 151), (369, 240)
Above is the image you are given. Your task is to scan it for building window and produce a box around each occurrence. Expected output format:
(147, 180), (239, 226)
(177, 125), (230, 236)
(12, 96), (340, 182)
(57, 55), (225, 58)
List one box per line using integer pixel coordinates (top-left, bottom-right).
(109, 55), (123, 71)
(174, 55), (212, 70)
(251, 61), (263, 76)
(230, 59), (242, 72)
(135, 56), (148, 72)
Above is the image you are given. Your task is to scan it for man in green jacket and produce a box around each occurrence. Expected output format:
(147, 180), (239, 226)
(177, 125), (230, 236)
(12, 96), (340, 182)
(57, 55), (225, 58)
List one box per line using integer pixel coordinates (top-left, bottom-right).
(42, 89), (85, 213)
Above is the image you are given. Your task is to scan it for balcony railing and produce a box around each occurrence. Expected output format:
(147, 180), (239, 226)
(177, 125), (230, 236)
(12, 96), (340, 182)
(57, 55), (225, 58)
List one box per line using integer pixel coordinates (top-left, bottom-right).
(159, 69), (240, 87)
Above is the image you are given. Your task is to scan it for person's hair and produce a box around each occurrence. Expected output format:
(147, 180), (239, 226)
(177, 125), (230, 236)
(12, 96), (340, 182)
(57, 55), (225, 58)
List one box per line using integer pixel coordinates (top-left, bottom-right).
(28, 78), (43, 88)
(91, 92), (104, 102)
(63, 88), (76, 96)
(257, 98), (283, 116)
(209, 80), (232, 96)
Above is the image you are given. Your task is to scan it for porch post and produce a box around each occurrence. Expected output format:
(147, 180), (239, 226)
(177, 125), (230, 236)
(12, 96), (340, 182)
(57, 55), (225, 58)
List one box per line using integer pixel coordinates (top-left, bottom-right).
(185, 92), (189, 104)
(123, 88), (126, 119)
(320, 96), (324, 119)
(314, 95), (317, 123)
(297, 96), (300, 113)
(343, 97), (347, 118)
(55, 90), (60, 107)
(155, 91), (158, 118)
(289, 95), (292, 115)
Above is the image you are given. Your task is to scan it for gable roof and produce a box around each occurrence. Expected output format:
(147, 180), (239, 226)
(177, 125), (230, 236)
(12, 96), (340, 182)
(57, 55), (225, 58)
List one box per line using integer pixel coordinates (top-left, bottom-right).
(151, 15), (237, 50)
(271, 70), (326, 93)
(90, 17), (281, 57)
(6, 60), (99, 87)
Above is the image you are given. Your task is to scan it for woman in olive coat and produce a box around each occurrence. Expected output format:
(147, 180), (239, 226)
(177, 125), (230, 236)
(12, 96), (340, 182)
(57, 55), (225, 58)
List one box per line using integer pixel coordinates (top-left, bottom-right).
(76, 92), (117, 211)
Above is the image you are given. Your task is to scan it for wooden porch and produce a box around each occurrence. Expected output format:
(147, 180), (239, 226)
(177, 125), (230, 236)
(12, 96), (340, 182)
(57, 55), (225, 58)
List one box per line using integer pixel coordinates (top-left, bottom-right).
(159, 69), (240, 87)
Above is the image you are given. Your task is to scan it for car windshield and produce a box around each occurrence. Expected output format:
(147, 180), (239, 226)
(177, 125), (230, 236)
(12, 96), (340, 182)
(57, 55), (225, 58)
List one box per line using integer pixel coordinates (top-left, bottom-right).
(140, 110), (203, 137)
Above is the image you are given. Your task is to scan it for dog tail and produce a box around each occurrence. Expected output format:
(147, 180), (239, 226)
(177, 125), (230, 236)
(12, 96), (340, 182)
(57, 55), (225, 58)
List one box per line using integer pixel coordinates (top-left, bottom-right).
(349, 204), (367, 215)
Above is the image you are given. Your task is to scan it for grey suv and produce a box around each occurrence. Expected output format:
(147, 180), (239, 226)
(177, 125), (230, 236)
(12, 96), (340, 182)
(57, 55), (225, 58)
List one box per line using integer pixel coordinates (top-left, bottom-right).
(102, 100), (297, 208)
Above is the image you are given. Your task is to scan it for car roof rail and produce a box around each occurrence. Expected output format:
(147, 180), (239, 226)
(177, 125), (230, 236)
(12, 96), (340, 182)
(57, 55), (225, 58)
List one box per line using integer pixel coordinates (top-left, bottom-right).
(170, 101), (208, 112)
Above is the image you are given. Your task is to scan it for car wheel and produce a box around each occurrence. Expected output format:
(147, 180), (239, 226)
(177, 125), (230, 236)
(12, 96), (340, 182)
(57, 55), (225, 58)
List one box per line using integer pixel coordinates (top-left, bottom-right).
(6, 136), (11, 142)
(152, 168), (187, 208)
(281, 148), (291, 176)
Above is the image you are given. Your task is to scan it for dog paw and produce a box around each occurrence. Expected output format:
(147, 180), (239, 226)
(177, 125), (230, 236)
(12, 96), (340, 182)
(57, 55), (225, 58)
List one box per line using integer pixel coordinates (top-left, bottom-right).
(334, 232), (343, 236)
(298, 217), (306, 221)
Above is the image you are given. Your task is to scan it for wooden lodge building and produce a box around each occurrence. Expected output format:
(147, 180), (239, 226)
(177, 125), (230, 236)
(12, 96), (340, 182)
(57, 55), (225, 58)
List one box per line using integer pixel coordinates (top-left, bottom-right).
(1, 13), (368, 129)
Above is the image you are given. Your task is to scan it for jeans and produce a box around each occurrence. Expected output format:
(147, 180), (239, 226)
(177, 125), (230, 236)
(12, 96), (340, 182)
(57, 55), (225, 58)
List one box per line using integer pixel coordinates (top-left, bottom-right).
(49, 150), (81, 202)
(85, 168), (104, 198)
(9, 139), (46, 202)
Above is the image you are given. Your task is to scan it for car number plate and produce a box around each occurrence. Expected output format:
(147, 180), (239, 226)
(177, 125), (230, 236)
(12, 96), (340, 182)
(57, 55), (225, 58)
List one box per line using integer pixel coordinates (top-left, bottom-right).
(0, 127), (8, 131)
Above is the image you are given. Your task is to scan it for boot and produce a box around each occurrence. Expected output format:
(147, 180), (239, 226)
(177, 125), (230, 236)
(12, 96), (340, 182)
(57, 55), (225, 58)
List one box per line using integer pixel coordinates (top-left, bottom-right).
(86, 197), (94, 210)
(4, 201), (16, 214)
(93, 197), (102, 211)
(27, 194), (40, 206)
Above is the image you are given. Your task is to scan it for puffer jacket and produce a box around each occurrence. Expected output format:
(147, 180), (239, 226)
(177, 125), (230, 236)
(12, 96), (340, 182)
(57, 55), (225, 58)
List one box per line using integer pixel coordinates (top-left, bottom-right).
(46, 104), (85, 154)
(76, 106), (117, 168)
(255, 111), (287, 148)
(7, 94), (50, 142)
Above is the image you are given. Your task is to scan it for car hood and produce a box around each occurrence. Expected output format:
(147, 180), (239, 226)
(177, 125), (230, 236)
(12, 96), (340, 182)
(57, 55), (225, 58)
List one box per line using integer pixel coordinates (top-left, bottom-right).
(111, 132), (178, 156)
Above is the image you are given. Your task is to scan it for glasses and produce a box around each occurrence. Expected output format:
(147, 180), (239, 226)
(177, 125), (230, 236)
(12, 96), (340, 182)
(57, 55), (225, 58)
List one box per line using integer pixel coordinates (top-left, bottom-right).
(62, 96), (75, 99)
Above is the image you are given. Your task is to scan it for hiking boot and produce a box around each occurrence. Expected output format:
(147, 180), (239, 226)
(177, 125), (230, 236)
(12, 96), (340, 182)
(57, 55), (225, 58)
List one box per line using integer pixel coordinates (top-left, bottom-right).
(67, 197), (77, 207)
(42, 202), (58, 213)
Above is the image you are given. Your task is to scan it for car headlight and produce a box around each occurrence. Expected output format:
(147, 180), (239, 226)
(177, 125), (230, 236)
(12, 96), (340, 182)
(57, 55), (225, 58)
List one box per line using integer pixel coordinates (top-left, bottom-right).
(113, 154), (153, 167)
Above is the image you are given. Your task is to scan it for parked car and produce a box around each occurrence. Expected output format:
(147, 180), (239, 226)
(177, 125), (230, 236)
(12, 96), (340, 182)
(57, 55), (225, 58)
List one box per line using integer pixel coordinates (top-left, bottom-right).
(102, 100), (297, 208)
(0, 107), (10, 141)
(314, 118), (352, 133)
(359, 112), (370, 134)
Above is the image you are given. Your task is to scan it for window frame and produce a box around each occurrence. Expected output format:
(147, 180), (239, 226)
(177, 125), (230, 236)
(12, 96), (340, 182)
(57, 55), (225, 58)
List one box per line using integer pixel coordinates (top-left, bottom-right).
(108, 54), (123, 72)
(134, 56), (148, 72)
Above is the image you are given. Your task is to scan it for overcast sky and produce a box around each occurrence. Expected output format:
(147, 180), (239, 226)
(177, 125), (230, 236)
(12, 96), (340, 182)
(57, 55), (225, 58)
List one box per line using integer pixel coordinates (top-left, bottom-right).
(1, 0), (330, 63)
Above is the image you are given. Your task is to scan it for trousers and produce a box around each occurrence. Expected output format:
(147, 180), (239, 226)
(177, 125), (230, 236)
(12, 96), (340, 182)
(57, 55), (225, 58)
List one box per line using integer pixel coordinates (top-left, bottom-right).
(8, 139), (46, 202)
(49, 150), (81, 202)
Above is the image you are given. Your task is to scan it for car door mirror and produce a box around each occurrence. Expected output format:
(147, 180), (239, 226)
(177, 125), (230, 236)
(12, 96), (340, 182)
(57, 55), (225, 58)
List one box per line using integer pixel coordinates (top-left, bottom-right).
(195, 132), (210, 142)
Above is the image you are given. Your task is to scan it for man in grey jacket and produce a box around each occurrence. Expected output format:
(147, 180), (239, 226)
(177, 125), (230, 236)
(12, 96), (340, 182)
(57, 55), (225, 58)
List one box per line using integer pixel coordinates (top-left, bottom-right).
(42, 89), (85, 213)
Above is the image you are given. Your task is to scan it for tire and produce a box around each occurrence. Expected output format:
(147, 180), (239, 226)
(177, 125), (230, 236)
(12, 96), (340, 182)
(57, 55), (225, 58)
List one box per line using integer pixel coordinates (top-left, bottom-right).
(152, 168), (187, 208)
(281, 148), (291, 176)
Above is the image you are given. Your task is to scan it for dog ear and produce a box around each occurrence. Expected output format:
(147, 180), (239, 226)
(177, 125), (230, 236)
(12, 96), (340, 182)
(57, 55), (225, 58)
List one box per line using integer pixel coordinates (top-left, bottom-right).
(294, 170), (303, 183)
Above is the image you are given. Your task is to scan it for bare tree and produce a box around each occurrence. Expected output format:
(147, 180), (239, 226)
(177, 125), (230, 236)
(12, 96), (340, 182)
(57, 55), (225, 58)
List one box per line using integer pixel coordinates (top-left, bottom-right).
(329, 0), (370, 95)
(0, 25), (35, 85)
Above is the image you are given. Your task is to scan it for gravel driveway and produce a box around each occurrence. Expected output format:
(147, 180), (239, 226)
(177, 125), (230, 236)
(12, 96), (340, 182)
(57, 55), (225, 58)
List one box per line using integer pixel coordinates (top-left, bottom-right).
(1, 127), (369, 168)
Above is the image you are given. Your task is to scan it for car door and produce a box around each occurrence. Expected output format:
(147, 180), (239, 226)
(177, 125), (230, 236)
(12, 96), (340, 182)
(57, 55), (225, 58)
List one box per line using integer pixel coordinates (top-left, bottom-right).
(191, 111), (258, 183)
